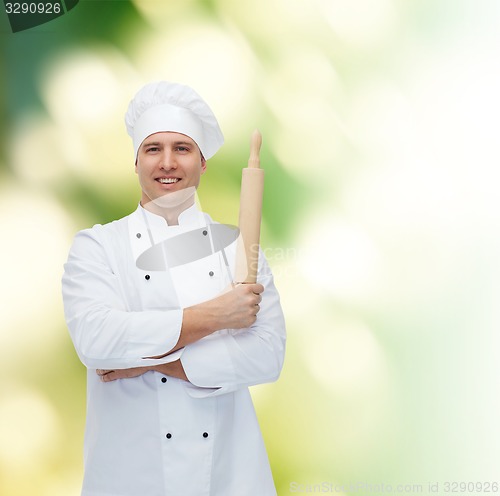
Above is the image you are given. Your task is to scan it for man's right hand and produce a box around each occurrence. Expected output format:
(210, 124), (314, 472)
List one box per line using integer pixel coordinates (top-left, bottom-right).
(211, 283), (264, 329)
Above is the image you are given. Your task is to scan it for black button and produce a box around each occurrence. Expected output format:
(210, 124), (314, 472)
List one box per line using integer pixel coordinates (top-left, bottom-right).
(202, 230), (208, 236)
(166, 433), (172, 439)
(203, 432), (209, 438)
(136, 233), (141, 238)
(161, 377), (167, 383)
(209, 271), (214, 277)
(145, 274), (150, 280)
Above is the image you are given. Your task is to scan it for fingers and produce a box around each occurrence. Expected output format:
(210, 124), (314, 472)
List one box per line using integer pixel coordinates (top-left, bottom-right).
(215, 282), (265, 329)
(96, 369), (114, 376)
(241, 284), (263, 317)
(96, 369), (116, 382)
(235, 283), (264, 296)
(252, 287), (262, 311)
(96, 366), (152, 382)
(249, 283), (264, 295)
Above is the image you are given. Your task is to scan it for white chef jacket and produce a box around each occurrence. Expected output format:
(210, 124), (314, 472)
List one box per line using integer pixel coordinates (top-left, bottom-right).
(62, 203), (286, 496)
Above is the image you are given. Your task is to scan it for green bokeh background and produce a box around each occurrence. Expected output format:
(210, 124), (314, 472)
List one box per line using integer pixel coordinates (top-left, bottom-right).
(1, 1), (500, 495)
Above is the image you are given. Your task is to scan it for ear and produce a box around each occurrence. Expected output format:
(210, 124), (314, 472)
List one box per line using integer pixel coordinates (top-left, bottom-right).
(201, 157), (207, 175)
(134, 158), (138, 173)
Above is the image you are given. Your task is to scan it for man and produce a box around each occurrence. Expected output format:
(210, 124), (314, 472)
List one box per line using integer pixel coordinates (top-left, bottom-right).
(62, 81), (286, 496)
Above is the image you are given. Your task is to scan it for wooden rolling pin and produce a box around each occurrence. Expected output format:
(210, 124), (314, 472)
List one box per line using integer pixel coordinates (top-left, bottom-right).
(234, 130), (264, 284)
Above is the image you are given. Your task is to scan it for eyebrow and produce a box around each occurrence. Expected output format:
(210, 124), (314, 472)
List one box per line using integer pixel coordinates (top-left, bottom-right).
(141, 140), (194, 148)
(173, 141), (194, 147)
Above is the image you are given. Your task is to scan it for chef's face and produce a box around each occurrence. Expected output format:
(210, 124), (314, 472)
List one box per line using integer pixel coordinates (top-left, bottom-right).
(135, 132), (206, 206)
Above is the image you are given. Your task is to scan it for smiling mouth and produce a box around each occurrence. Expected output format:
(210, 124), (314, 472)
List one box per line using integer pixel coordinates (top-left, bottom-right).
(157, 178), (180, 184)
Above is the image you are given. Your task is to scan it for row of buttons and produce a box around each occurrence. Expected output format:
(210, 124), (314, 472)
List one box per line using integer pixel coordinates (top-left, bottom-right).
(158, 376), (209, 440)
(143, 271), (216, 280)
(137, 230), (208, 238)
(165, 432), (209, 439)
(136, 232), (216, 280)
(136, 230), (213, 444)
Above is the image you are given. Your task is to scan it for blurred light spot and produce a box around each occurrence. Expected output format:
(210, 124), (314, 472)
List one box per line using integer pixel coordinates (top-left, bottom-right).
(305, 314), (387, 396)
(271, 101), (345, 179)
(263, 46), (348, 180)
(0, 184), (73, 359)
(267, 249), (321, 332)
(42, 472), (82, 496)
(132, 0), (198, 26)
(293, 309), (394, 469)
(216, 0), (321, 41)
(348, 81), (416, 158)
(40, 49), (135, 127)
(315, 0), (396, 47)
(263, 46), (342, 109)
(131, 23), (257, 144)
(338, 41), (500, 315)
(298, 213), (381, 304)
(404, 43), (500, 220)
(11, 112), (87, 182)
(38, 48), (140, 181)
(0, 386), (61, 469)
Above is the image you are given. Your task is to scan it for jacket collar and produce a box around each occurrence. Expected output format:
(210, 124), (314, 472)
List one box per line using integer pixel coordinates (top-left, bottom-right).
(136, 202), (206, 231)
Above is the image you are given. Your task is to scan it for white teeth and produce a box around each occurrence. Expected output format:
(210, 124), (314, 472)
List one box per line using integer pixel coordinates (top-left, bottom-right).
(158, 178), (179, 184)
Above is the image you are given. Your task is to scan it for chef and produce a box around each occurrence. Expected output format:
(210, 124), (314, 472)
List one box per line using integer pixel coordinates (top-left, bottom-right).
(62, 81), (286, 496)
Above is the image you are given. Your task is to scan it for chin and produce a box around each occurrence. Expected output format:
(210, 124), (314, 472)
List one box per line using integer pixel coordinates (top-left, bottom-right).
(150, 187), (196, 209)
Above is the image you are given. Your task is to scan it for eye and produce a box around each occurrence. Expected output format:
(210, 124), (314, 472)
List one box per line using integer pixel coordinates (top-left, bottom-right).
(146, 146), (160, 153)
(176, 146), (189, 152)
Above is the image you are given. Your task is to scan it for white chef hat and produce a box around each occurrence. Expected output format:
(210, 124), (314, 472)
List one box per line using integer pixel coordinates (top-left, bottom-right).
(125, 81), (224, 160)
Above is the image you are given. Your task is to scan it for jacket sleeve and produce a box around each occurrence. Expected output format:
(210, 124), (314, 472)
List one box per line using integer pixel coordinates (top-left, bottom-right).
(180, 253), (286, 398)
(62, 226), (183, 370)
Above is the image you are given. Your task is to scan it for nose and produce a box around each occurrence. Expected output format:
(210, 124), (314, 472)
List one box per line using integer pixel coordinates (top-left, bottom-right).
(160, 150), (177, 170)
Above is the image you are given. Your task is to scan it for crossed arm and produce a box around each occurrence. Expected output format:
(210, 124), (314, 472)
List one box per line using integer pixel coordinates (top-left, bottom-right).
(63, 227), (285, 393)
(97, 359), (188, 382)
(96, 282), (264, 383)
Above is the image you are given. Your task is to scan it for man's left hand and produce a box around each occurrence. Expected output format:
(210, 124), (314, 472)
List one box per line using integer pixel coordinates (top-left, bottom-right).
(96, 359), (188, 382)
(96, 367), (151, 382)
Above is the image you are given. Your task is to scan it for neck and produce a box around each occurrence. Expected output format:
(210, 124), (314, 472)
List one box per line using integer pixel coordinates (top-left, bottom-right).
(141, 194), (195, 226)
